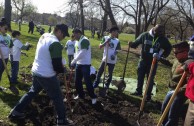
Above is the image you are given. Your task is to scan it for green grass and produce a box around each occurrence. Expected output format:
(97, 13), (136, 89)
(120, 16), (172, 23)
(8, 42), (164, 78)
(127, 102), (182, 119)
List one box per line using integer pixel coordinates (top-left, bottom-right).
(0, 22), (174, 125)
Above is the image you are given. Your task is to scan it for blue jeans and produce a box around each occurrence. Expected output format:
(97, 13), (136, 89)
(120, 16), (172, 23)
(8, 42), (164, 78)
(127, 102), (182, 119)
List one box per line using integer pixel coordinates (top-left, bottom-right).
(68, 55), (74, 68)
(93, 61), (115, 88)
(11, 61), (19, 83)
(161, 90), (187, 126)
(12, 74), (66, 120)
(75, 64), (96, 98)
(0, 58), (8, 81)
(136, 60), (157, 97)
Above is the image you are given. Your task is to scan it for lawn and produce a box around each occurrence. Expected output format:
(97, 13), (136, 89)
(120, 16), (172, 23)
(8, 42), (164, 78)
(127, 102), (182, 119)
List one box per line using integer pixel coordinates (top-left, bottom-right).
(0, 22), (174, 125)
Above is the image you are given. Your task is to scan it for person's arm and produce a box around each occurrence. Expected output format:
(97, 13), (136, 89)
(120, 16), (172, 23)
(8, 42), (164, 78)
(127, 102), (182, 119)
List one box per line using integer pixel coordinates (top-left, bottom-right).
(99, 37), (111, 49)
(161, 38), (172, 58)
(115, 41), (121, 54)
(128, 33), (144, 48)
(71, 39), (90, 64)
(49, 42), (64, 74)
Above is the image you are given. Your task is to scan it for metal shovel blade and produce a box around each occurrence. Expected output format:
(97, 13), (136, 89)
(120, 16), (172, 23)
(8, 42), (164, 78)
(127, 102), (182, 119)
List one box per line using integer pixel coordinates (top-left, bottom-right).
(99, 87), (107, 97)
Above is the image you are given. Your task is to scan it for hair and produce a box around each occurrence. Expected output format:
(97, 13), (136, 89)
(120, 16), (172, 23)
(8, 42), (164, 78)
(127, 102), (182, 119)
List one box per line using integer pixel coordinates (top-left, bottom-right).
(54, 24), (69, 37)
(12, 30), (21, 37)
(0, 17), (7, 27)
(72, 28), (82, 34)
(109, 26), (119, 33)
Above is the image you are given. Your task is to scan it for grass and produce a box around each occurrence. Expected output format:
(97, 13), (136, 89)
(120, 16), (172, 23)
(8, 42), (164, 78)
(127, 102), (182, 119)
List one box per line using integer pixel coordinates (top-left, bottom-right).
(0, 22), (174, 125)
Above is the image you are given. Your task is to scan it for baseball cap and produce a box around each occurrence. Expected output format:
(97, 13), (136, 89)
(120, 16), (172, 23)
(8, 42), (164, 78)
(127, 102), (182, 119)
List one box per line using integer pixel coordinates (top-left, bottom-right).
(172, 41), (189, 49)
(56, 24), (70, 37)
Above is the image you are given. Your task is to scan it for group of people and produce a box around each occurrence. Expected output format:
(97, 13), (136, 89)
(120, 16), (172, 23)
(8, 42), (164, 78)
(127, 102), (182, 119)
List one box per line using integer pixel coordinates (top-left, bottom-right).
(2, 21), (194, 125)
(0, 18), (31, 94)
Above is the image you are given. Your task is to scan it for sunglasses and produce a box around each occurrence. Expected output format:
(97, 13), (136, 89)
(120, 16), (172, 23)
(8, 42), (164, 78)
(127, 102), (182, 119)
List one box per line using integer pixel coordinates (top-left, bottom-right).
(174, 50), (187, 55)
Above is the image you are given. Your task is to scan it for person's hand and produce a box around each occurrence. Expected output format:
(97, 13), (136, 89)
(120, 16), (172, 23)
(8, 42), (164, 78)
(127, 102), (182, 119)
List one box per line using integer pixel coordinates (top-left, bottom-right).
(128, 41), (133, 46)
(153, 53), (160, 60)
(71, 60), (76, 69)
(110, 54), (115, 60)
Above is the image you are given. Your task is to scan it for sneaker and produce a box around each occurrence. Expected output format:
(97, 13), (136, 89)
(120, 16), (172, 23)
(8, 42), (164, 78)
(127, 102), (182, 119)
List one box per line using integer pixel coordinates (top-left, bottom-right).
(73, 95), (85, 100)
(57, 118), (74, 126)
(8, 110), (25, 120)
(92, 98), (97, 104)
(93, 82), (99, 88)
(0, 86), (7, 91)
(130, 91), (142, 97)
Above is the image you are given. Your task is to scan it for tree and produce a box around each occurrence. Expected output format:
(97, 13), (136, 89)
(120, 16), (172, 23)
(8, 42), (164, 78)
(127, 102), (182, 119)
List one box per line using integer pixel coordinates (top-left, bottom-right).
(4, 0), (12, 31)
(12, 0), (37, 30)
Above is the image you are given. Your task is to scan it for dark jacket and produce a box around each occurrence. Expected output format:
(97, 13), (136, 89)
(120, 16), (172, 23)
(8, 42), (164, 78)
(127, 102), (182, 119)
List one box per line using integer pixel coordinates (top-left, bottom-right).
(130, 31), (172, 62)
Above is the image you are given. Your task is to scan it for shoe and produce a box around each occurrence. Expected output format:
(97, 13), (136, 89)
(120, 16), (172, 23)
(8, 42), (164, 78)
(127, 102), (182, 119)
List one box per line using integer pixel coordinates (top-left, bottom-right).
(130, 91), (142, 97)
(57, 118), (74, 126)
(73, 95), (84, 100)
(9, 86), (19, 95)
(146, 96), (152, 102)
(0, 86), (7, 91)
(92, 98), (97, 104)
(8, 110), (25, 120)
(93, 82), (99, 88)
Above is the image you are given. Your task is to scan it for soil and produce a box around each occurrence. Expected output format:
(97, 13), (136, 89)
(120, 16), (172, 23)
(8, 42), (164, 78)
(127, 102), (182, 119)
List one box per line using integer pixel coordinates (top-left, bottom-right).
(8, 64), (160, 126)
(9, 89), (159, 126)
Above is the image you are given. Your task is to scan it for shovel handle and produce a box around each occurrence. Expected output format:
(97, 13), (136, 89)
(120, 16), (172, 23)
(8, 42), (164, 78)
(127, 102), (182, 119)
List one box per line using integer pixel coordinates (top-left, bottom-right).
(157, 71), (187, 126)
(139, 57), (157, 112)
(103, 42), (109, 87)
(0, 47), (11, 82)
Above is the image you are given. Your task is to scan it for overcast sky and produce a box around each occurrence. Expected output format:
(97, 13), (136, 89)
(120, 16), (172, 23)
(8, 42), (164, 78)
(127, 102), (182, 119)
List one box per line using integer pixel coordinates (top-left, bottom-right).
(0, 0), (69, 16)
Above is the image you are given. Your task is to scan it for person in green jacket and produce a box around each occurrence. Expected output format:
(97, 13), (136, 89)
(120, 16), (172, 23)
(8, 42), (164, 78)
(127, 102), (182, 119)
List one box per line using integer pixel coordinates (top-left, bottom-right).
(128, 24), (172, 101)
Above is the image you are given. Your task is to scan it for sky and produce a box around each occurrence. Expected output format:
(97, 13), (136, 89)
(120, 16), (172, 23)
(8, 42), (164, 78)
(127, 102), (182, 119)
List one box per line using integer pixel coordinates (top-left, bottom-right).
(0, 0), (69, 16)
(32, 0), (68, 15)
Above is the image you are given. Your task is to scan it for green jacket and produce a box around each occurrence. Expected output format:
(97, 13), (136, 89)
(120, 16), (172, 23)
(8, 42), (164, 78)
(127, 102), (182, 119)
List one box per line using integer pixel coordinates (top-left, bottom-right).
(130, 32), (172, 62)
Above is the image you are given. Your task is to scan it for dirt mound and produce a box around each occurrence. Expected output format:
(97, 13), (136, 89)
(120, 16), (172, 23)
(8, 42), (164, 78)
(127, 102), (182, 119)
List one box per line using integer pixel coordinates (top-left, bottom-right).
(10, 89), (158, 126)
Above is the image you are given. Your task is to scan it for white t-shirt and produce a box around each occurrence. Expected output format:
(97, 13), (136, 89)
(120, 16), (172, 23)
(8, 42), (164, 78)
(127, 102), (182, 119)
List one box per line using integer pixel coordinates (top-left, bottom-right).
(65, 40), (75, 55)
(0, 34), (12, 59)
(102, 36), (120, 64)
(11, 39), (23, 61)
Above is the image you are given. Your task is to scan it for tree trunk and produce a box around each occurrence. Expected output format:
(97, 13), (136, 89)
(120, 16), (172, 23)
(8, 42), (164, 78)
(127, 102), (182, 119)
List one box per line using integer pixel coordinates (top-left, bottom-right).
(101, 12), (108, 37)
(79, 0), (84, 35)
(4, 0), (12, 31)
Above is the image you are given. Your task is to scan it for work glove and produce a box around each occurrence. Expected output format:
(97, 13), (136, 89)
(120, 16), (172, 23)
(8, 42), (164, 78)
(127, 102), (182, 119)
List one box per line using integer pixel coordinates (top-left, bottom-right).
(110, 54), (115, 60)
(153, 53), (160, 60)
(71, 60), (76, 69)
(99, 38), (111, 49)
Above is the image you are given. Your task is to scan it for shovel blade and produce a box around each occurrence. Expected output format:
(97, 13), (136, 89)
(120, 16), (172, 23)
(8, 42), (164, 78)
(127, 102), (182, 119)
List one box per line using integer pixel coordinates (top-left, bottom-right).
(99, 88), (107, 97)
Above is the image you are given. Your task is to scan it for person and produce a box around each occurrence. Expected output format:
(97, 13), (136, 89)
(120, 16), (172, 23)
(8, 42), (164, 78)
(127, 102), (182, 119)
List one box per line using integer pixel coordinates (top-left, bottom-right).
(93, 26), (121, 91)
(161, 41), (189, 126)
(48, 25), (52, 33)
(65, 35), (76, 68)
(71, 28), (97, 104)
(8, 24), (74, 125)
(28, 20), (34, 34)
(183, 36), (194, 126)
(0, 18), (19, 94)
(128, 24), (172, 101)
(9, 30), (31, 84)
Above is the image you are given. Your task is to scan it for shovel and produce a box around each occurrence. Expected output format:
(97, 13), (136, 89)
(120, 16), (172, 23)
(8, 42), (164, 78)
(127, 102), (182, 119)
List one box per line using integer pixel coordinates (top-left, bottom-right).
(115, 44), (130, 93)
(99, 42), (109, 97)
(157, 71), (187, 126)
(136, 56), (157, 126)
(0, 47), (19, 95)
(64, 69), (74, 113)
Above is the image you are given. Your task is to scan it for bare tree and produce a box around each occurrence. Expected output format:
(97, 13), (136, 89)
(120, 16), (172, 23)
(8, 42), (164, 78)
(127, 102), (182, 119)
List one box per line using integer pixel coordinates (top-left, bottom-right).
(4, 0), (12, 31)
(99, 0), (117, 27)
(112, 0), (170, 38)
(12, 0), (37, 23)
(174, 0), (194, 29)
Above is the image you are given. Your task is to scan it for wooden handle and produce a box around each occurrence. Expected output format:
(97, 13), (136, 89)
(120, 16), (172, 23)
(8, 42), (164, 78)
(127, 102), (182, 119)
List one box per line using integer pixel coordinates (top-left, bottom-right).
(157, 71), (187, 126)
(140, 57), (157, 111)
